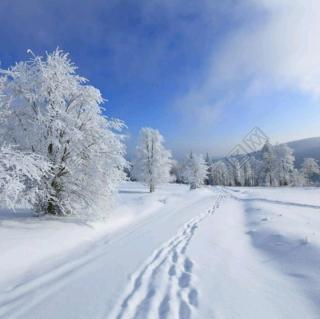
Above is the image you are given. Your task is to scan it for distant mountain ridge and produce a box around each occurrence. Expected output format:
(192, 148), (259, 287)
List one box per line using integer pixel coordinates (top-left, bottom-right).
(285, 137), (320, 168)
(215, 136), (320, 169)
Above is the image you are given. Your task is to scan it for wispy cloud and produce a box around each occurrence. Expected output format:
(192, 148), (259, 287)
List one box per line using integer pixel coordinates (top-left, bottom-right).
(175, 0), (320, 123)
(175, 91), (233, 125)
(216, 0), (320, 94)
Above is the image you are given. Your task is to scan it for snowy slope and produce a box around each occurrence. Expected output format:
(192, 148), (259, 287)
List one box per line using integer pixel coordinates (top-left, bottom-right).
(0, 183), (320, 319)
(191, 188), (320, 319)
(0, 183), (217, 318)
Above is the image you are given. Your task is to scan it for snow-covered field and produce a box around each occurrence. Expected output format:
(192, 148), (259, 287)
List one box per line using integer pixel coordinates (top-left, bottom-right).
(0, 182), (320, 319)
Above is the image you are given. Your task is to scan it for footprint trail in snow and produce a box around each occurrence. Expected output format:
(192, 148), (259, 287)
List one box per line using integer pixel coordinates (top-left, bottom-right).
(109, 190), (226, 319)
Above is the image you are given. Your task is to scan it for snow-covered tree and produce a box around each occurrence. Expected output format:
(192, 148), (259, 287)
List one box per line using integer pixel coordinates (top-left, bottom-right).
(133, 128), (172, 192)
(274, 144), (295, 186)
(210, 160), (230, 186)
(259, 142), (296, 186)
(291, 168), (306, 186)
(182, 152), (208, 189)
(261, 141), (277, 186)
(204, 153), (212, 185)
(0, 49), (127, 216)
(0, 145), (50, 210)
(228, 158), (243, 186)
(302, 158), (319, 185)
(243, 160), (253, 186)
(249, 156), (263, 186)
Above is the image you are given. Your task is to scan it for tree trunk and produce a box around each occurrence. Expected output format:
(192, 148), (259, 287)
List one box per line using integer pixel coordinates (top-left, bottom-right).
(45, 176), (64, 215)
(149, 183), (155, 192)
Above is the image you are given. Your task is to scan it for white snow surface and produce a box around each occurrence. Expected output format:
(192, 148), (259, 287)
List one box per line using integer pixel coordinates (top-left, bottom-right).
(0, 182), (320, 319)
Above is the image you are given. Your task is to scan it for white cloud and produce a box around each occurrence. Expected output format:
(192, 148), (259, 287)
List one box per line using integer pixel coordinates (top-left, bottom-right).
(176, 0), (320, 122)
(175, 91), (232, 125)
(218, 0), (320, 94)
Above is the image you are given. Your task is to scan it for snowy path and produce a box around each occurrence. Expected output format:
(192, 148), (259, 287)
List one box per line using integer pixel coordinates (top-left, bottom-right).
(0, 184), (320, 319)
(0, 184), (221, 319)
(108, 190), (225, 319)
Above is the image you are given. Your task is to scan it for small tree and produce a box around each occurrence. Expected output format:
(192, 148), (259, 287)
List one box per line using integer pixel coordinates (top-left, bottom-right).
(274, 144), (295, 186)
(261, 141), (277, 186)
(182, 152), (208, 190)
(302, 158), (319, 185)
(133, 128), (172, 192)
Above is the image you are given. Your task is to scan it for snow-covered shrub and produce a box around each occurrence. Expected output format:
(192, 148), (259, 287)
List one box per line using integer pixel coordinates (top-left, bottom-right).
(0, 145), (50, 210)
(132, 128), (172, 192)
(182, 152), (208, 190)
(0, 49), (127, 216)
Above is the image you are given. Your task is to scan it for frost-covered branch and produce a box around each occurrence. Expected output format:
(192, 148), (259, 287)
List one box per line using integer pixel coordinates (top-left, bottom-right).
(0, 145), (50, 210)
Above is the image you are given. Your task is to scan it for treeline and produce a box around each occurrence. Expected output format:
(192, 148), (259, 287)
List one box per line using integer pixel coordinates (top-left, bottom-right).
(171, 141), (320, 187)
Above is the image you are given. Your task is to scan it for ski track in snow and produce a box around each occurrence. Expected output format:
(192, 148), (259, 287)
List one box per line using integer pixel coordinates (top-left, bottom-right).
(109, 190), (226, 319)
(227, 188), (320, 210)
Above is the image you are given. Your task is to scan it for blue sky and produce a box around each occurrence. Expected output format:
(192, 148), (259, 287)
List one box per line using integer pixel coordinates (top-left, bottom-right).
(1, 0), (320, 158)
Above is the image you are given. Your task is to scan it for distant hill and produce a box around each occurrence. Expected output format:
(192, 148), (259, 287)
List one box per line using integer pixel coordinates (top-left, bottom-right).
(286, 137), (320, 168)
(216, 136), (320, 169)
